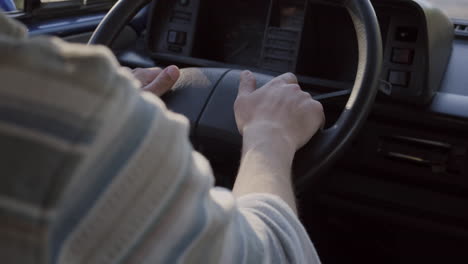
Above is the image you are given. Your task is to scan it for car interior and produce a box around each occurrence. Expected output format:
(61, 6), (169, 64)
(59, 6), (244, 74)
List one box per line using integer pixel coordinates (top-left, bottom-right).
(3, 0), (468, 263)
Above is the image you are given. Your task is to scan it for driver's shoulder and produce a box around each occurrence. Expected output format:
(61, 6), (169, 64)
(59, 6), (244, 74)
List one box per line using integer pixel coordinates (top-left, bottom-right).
(0, 25), (151, 126)
(0, 33), (123, 95)
(0, 13), (141, 111)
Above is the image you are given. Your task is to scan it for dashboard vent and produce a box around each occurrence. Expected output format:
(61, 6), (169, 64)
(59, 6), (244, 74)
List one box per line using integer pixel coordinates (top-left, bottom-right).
(453, 20), (468, 37)
(378, 135), (467, 176)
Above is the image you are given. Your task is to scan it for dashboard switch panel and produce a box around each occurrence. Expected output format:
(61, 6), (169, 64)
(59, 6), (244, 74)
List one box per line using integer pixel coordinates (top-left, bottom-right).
(260, 0), (308, 72)
(378, 1), (453, 104)
(147, 0), (200, 56)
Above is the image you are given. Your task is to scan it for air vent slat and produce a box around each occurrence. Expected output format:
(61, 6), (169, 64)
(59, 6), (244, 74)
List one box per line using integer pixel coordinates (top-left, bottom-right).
(378, 135), (467, 176)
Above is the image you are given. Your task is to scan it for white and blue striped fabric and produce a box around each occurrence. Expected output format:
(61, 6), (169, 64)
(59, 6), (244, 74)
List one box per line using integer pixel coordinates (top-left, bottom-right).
(0, 12), (321, 264)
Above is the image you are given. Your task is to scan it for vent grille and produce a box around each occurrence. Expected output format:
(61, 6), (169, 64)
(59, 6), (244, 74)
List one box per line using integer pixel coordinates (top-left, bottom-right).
(378, 135), (467, 176)
(453, 20), (468, 37)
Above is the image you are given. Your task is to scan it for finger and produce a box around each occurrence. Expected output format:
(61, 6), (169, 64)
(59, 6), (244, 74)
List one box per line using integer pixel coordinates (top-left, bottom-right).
(144, 67), (164, 76)
(300, 91), (312, 98)
(142, 67), (163, 85)
(320, 106), (326, 130)
(311, 100), (326, 130)
(277, 72), (298, 84)
(144, 65), (180, 96)
(285, 84), (301, 92)
(238, 70), (256, 96)
(134, 67), (163, 87)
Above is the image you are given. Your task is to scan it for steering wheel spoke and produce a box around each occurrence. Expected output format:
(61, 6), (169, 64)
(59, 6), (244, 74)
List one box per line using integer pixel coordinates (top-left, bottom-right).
(313, 89), (352, 103)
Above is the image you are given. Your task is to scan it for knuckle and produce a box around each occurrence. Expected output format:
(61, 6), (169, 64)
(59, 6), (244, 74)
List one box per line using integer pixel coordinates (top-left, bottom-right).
(289, 84), (301, 91)
(234, 98), (240, 108)
(285, 72), (298, 83)
(300, 91), (311, 99)
(311, 100), (324, 113)
(270, 77), (283, 86)
(234, 97), (244, 109)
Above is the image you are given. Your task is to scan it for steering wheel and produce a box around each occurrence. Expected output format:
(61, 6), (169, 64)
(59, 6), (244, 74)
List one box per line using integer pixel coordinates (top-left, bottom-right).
(89, 0), (382, 193)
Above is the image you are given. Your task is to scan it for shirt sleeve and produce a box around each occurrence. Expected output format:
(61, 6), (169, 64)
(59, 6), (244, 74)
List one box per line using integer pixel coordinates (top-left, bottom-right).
(53, 55), (321, 264)
(55, 78), (321, 264)
(0, 15), (320, 263)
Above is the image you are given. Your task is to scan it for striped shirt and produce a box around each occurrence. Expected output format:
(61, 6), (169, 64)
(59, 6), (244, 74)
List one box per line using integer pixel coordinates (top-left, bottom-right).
(0, 13), (321, 264)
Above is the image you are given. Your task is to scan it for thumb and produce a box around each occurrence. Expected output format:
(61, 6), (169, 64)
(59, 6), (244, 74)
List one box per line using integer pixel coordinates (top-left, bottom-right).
(144, 65), (180, 96)
(238, 70), (256, 96)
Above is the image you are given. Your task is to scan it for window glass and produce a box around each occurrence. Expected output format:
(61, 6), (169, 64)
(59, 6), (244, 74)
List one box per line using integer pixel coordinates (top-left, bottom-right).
(37, 0), (117, 12)
(426, 0), (468, 19)
(40, 0), (116, 6)
(0, 0), (24, 11)
(1, 0), (116, 12)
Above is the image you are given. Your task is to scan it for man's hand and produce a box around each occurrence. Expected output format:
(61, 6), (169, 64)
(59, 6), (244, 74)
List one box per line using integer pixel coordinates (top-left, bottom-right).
(128, 65), (180, 96)
(234, 71), (325, 151)
(232, 71), (325, 214)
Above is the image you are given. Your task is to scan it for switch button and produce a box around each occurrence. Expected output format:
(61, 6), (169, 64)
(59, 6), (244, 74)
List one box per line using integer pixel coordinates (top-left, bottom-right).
(392, 48), (414, 65)
(388, 71), (410, 87)
(395, 27), (418, 42)
(167, 30), (187, 45)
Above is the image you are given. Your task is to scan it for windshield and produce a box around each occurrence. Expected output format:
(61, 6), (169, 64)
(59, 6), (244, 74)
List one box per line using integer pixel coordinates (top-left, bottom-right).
(2, 1), (467, 19)
(427, 0), (468, 19)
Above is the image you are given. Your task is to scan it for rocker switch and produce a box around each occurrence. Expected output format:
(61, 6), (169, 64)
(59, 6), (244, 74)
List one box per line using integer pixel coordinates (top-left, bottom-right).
(392, 48), (414, 65)
(167, 30), (187, 46)
(388, 70), (410, 87)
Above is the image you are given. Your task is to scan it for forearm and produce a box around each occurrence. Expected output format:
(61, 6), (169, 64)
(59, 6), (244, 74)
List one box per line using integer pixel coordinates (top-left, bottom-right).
(232, 125), (298, 214)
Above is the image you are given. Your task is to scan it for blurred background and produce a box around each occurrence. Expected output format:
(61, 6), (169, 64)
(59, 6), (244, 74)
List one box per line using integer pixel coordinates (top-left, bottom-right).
(428, 0), (468, 19)
(13, 0), (22, 9)
(2, 1), (468, 22)
(10, 0), (81, 11)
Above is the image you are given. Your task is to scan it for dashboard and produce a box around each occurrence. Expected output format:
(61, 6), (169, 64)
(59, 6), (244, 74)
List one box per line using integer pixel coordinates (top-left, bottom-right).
(141, 0), (468, 258)
(147, 0), (452, 104)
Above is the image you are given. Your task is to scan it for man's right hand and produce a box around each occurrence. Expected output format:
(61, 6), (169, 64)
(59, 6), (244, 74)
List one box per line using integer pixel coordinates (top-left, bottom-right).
(234, 71), (325, 152)
(232, 71), (325, 212)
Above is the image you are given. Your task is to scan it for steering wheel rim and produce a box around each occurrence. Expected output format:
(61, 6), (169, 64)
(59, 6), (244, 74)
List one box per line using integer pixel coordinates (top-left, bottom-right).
(294, 1), (383, 191)
(90, 0), (383, 193)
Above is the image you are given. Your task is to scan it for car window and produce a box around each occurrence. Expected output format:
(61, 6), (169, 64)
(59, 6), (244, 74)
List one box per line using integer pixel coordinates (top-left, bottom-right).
(1, 0), (116, 13)
(0, 0), (23, 11)
(426, 0), (468, 19)
(40, 0), (111, 6)
(39, 0), (117, 9)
